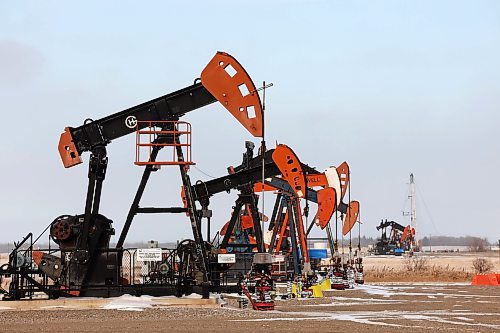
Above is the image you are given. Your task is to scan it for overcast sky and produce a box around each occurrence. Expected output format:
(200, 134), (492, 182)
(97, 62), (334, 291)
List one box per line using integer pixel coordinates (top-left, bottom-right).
(0, 1), (499, 245)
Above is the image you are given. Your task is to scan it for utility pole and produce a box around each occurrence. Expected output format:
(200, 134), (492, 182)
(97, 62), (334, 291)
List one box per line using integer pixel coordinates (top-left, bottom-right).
(409, 173), (417, 250)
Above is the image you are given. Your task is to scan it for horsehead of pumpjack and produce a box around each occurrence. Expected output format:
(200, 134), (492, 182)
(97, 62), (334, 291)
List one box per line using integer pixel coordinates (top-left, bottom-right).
(321, 162), (360, 236)
(301, 161), (360, 234)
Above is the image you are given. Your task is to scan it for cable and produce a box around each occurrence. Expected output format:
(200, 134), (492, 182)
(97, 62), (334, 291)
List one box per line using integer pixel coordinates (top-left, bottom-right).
(341, 222), (345, 263)
(33, 222), (53, 245)
(358, 209), (362, 252)
(335, 209), (338, 254)
(192, 165), (217, 179)
(415, 182), (439, 234)
(401, 184), (410, 222)
(348, 167), (352, 260)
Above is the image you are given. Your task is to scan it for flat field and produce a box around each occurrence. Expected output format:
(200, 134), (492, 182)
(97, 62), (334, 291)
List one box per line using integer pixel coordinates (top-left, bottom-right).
(363, 251), (500, 282)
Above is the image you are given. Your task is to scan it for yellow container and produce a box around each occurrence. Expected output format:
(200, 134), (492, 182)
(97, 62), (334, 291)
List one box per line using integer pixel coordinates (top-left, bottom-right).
(311, 284), (324, 298)
(291, 282), (298, 297)
(320, 279), (331, 290)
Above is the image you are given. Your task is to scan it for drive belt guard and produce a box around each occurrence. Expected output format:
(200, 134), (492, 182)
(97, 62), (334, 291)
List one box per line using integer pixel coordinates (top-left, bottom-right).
(201, 52), (263, 137)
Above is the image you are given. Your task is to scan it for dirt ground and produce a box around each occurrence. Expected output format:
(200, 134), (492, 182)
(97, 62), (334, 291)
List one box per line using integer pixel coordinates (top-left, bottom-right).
(1, 252), (499, 332)
(0, 284), (498, 333)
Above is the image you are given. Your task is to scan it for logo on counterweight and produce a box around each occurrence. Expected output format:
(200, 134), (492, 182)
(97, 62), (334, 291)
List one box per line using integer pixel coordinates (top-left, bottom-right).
(125, 116), (137, 129)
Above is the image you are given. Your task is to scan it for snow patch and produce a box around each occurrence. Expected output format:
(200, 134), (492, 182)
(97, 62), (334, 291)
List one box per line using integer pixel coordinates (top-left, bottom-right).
(305, 301), (402, 307)
(40, 305), (75, 309)
(304, 296), (403, 307)
(358, 284), (500, 299)
(103, 295), (153, 311)
(101, 293), (217, 311)
(232, 309), (500, 329)
(233, 311), (402, 327)
(332, 296), (398, 302)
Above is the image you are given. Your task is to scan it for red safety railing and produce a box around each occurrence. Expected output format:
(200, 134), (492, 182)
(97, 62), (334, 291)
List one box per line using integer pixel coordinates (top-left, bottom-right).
(135, 120), (194, 166)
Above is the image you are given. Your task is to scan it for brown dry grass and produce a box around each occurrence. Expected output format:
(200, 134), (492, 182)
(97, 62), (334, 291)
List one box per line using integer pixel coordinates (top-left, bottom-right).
(363, 251), (499, 282)
(364, 264), (474, 282)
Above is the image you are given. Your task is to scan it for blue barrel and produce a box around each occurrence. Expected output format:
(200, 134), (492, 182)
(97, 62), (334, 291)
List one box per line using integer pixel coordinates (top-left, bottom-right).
(308, 249), (328, 259)
(394, 248), (405, 256)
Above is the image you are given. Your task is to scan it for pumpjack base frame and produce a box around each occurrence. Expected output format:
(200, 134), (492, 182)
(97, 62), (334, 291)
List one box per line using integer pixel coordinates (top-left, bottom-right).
(0, 245), (250, 301)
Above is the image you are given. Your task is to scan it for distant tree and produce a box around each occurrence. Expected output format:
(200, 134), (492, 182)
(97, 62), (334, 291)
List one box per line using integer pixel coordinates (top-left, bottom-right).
(472, 258), (493, 273)
(417, 235), (491, 247)
(468, 237), (488, 252)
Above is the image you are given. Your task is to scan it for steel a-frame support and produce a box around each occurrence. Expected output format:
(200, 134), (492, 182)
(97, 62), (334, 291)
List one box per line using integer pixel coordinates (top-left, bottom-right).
(219, 184), (265, 253)
(267, 194), (303, 276)
(115, 123), (210, 292)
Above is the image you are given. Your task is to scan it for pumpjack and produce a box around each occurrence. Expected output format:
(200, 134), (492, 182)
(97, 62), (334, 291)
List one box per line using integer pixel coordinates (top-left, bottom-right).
(1, 52), (271, 300)
(374, 219), (414, 255)
(1, 50), (366, 305)
(247, 161), (362, 293)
